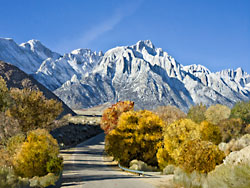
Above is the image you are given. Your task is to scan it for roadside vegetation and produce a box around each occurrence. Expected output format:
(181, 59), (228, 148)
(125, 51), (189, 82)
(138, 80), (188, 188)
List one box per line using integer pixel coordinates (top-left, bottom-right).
(0, 76), (63, 188)
(102, 101), (250, 188)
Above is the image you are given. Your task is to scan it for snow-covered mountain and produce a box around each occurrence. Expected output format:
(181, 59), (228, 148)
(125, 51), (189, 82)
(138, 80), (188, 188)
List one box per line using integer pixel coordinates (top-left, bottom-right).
(54, 40), (250, 111)
(0, 38), (60, 74)
(0, 38), (249, 112)
(34, 48), (103, 90)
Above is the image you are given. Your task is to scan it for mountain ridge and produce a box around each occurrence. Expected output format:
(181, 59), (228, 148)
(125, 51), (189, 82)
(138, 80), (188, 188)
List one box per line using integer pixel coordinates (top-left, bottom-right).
(0, 38), (249, 112)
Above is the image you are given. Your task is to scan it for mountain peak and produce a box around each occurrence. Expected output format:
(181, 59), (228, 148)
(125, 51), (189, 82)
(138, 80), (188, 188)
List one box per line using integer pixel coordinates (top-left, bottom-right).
(135, 40), (155, 50)
(20, 39), (45, 51)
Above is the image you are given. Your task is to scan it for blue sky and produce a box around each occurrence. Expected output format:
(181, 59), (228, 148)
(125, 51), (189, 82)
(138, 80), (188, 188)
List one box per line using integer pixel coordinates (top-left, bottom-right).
(0, 0), (249, 73)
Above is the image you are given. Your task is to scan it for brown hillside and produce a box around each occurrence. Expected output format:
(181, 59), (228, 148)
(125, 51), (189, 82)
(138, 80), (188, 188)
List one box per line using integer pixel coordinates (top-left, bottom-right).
(0, 60), (76, 117)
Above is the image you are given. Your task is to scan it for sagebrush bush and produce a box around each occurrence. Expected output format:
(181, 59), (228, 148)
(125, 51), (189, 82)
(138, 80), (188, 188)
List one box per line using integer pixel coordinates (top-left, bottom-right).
(154, 105), (186, 126)
(6, 88), (62, 132)
(205, 104), (231, 125)
(199, 121), (222, 145)
(187, 103), (207, 123)
(0, 167), (29, 188)
(222, 134), (250, 155)
(230, 101), (250, 125)
(101, 101), (134, 134)
(13, 129), (63, 178)
(105, 110), (163, 167)
(177, 139), (225, 173)
(173, 167), (207, 188)
(218, 118), (244, 142)
(206, 145), (250, 188)
(29, 173), (60, 188)
(0, 112), (21, 146)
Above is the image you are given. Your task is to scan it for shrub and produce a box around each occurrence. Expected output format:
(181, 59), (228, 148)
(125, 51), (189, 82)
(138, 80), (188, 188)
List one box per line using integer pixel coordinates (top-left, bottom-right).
(105, 110), (163, 167)
(162, 119), (201, 159)
(173, 167), (207, 188)
(230, 101), (250, 125)
(0, 76), (11, 112)
(156, 147), (175, 170)
(218, 118), (244, 142)
(199, 121), (222, 145)
(29, 173), (60, 188)
(0, 148), (12, 167)
(0, 167), (29, 188)
(6, 133), (25, 157)
(129, 160), (157, 172)
(222, 134), (250, 155)
(187, 103), (206, 123)
(6, 88), (62, 132)
(0, 112), (21, 146)
(46, 156), (64, 175)
(101, 101), (134, 134)
(162, 164), (176, 175)
(157, 119), (201, 169)
(245, 124), (250, 134)
(13, 129), (63, 178)
(205, 104), (231, 125)
(206, 145), (250, 188)
(154, 105), (186, 126)
(177, 139), (225, 173)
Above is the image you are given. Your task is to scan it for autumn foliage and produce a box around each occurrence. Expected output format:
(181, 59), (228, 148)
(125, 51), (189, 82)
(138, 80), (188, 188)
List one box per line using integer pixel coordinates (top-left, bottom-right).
(105, 110), (164, 167)
(101, 101), (134, 134)
(177, 139), (225, 173)
(199, 120), (222, 145)
(13, 129), (63, 178)
(6, 88), (62, 132)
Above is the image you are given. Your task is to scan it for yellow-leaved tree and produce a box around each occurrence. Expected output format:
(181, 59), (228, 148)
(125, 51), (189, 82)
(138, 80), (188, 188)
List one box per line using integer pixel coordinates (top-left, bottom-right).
(13, 129), (63, 178)
(157, 119), (201, 169)
(177, 139), (225, 173)
(6, 88), (62, 132)
(105, 110), (164, 167)
(101, 101), (134, 134)
(199, 120), (222, 145)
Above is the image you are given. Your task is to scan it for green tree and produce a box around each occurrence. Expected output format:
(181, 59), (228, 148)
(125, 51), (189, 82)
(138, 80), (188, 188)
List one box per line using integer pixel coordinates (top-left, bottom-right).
(187, 103), (206, 123)
(230, 101), (250, 125)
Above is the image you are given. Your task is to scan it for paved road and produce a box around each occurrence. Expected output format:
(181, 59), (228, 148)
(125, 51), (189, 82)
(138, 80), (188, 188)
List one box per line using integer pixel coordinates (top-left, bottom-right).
(61, 133), (157, 188)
